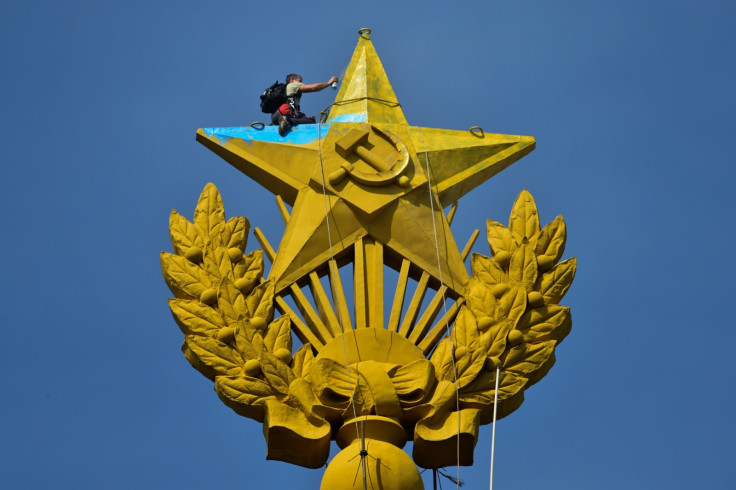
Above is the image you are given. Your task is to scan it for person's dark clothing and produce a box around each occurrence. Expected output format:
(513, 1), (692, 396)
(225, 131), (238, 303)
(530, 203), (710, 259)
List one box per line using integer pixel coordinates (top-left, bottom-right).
(271, 104), (316, 126)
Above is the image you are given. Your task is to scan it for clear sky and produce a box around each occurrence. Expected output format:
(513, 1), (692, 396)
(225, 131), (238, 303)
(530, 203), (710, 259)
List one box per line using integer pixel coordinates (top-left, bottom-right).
(2, 1), (735, 489)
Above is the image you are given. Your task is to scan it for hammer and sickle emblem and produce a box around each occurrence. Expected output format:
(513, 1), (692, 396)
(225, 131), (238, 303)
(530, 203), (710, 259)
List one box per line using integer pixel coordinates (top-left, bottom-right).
(329, 125), (411, 187)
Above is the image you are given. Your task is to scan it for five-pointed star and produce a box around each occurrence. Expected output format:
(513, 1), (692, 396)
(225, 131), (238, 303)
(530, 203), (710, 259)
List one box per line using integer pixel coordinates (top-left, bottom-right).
(196, 32), (535, 295)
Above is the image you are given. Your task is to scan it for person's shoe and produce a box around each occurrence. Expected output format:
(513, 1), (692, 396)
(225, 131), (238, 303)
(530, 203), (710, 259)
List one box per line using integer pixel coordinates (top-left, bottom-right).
(278, 115), (290, 136)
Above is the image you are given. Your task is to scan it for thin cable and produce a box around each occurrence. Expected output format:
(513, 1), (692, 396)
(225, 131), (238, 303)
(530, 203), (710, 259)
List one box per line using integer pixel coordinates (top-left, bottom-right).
(489, 366), (500, 490)
(316, 120), (367, 490)
(416, 126), (462, 489)
(318, 96), (401, 122)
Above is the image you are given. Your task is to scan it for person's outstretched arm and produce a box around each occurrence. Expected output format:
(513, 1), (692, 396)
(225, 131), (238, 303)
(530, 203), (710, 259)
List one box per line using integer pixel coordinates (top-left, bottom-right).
(299, 76), (339, 93)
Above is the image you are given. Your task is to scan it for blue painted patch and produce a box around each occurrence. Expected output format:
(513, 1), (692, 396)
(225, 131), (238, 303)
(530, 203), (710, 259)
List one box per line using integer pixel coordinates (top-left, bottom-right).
(329, 113), (368, 123)
(202, 124), (331, 145)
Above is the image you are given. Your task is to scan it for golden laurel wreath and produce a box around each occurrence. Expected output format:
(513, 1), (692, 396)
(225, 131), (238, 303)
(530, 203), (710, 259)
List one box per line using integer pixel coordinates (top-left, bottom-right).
(161, 183), (575, 469)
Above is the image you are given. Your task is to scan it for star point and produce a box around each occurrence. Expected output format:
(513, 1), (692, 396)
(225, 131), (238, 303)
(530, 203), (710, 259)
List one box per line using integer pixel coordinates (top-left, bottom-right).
(196, 33), (535, 297)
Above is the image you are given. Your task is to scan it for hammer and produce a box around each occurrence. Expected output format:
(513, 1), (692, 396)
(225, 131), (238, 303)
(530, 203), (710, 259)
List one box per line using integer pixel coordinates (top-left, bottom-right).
(330, 128), (392, 184)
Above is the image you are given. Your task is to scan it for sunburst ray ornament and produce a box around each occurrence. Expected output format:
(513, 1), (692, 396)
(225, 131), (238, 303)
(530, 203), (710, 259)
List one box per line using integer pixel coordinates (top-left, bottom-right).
(163, 28), (575, 489)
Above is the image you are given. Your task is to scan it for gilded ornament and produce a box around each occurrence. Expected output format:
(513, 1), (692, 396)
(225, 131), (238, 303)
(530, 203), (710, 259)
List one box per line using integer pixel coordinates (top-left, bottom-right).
(162, 29), (576, 489)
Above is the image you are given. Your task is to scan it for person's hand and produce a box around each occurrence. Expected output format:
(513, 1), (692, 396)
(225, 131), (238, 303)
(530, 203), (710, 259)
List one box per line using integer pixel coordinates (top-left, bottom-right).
(328, 76), (339, 84)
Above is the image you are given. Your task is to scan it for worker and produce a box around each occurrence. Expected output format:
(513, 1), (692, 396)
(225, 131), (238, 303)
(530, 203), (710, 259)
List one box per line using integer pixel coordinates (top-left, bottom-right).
(272, 74), (339, 136)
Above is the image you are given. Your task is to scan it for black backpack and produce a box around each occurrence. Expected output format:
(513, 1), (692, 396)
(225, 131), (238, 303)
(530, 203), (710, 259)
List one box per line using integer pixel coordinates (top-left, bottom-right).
(260, 81), (288, 114)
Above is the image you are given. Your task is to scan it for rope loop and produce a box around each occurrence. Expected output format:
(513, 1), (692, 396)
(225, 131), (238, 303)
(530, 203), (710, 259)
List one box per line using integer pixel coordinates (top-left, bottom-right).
(358, 27), (372, 38)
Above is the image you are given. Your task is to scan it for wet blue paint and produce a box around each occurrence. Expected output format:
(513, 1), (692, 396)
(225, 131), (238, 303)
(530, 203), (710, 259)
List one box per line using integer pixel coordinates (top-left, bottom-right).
(203, 124), (331, 145)
(329, 113), (367, 123)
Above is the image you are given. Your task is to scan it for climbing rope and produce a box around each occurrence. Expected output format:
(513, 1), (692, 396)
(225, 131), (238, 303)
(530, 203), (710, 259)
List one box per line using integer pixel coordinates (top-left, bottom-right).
(313, 115), (464, 489)
(316, 120), (368, 490)
(489, 366), (500, 490)
(318, 96), (401, 122)
(416, 126), (462, 489)
(330, 95), (401, 108)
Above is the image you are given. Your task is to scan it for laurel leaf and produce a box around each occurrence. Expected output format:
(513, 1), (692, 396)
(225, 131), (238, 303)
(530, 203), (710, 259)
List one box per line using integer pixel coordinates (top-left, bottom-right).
(494, 285), (527, 327)
(216, 375), (274, 405)
(265, 316), (292, 353)
(246, 280), (275, 323)
(251, 331), (265, 353)
(466, 278), (496, 319)
(234, 321), (264, 360)
(287, 378), (328, 425)
(533, 215), (566, 264)
(235, 314), (257, 344)
(233, 249), (264, 294)
(225, 216), (250, 250)
(536, 257), (576, 304)
(215, 375), (275, 422)
(517, 305), (571, 344)
(160, 251), (210, 299)
(430, 342), (485, 388)
(184, 335), (243, 377)
(202, 243), (233, 284)
(502, 341), (555, 379)
(260, 350), (294, 398)
(509, 240), (537, 291)
(460, 369), (527, 405)
(471, 253), (505, 286)
(496, 370), (528, 399)
(194, 183), (226, 239)
(479, 322), (509, 359)
(291, 343), (314, 379)
(509, 189), (540, 243)
(455, 347), (486, 389)
(168, 298), (224, 336)
(486, 219), (515, 254)
(234, 331), (260, 360)
(169, 210), (203, 256)
(429, 338), (454, 382)
(218, 278), (246, 325)
(454, 306), (480, 349)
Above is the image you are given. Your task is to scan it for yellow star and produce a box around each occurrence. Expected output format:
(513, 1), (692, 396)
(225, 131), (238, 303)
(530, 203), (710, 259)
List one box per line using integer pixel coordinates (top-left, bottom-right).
(196, 30), (535, 298)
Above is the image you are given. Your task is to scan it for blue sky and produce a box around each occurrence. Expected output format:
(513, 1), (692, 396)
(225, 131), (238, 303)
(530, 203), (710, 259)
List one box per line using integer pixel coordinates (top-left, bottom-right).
(2, 1), (735, 488)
